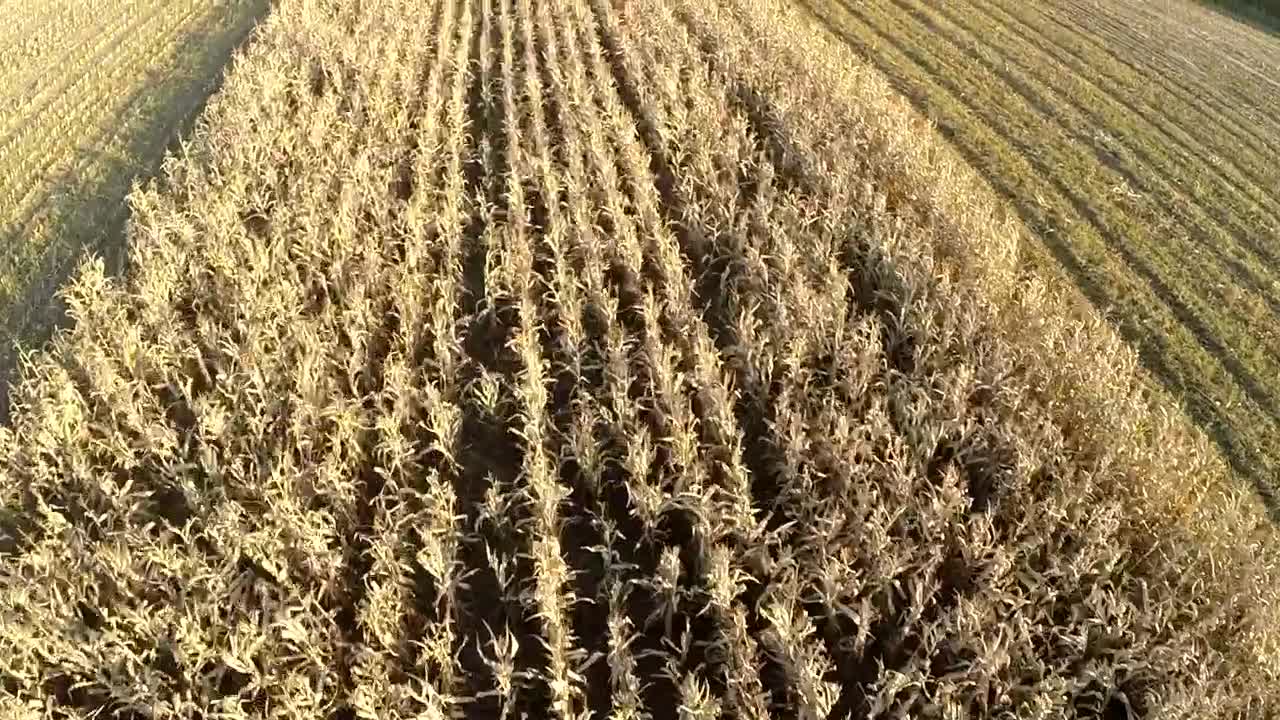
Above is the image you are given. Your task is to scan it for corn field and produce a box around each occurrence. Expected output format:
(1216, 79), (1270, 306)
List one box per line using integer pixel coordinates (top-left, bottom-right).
(803, 0), (1280, 515)
(1, 0), (1278, 718)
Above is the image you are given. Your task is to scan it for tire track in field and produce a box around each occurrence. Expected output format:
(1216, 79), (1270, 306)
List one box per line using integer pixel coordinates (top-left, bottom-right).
(576, 8), (754, 716)
(451, 5), (518, 705)
(369, 0), (458, 692)
(664, 8), (841, 714)
(653, 4), (1032, 714)
(335, 2), (469, 710)
(490, 1), (597, 715)
(451, 0), (557, 714)
(572, 0), (693, 682)
(528, 1), (618, 714)
(584, 2), (807, 715)
(665, 2), (1167, 712)
(436, 0), (527, 708)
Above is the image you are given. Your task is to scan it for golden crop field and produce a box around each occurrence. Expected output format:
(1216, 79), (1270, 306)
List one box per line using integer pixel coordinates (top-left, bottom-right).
(0, 0), (1279, 718)
(0, 0), (268, 415)
(795, 0), (1280, 511)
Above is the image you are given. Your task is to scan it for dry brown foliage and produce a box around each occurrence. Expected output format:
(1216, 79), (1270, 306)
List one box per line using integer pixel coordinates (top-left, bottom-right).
(1, 0), (1277, 718)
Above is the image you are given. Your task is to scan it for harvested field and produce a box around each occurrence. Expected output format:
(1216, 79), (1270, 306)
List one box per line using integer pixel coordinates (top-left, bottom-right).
(1, 0), (1279, 718)
(796, 0), (1280, 510)
(0, 0), (269, 416)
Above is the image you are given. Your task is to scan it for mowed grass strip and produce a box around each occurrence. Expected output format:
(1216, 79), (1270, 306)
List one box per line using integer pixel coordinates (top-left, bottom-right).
(798, 0), (1280, 508)
(0, 0), (269, 418)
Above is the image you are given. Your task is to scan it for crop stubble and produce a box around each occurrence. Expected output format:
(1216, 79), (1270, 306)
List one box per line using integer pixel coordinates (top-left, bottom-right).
(1, 0), (1279, 718)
